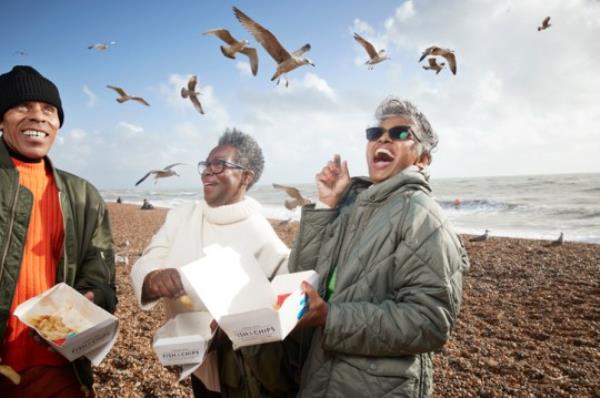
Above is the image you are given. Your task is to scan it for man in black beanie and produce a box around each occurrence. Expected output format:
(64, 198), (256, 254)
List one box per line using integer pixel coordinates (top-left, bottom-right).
(0, 65), (116, 397)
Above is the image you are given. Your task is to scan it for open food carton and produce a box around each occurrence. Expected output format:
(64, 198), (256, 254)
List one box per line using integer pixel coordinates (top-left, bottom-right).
(153, 311), (213, 366)
(180, 244), (319, 349)
(14, 283), (119, 365)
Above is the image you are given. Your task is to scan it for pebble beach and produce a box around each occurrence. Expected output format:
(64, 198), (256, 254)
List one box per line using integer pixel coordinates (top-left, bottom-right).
(94, 203), (599, 397)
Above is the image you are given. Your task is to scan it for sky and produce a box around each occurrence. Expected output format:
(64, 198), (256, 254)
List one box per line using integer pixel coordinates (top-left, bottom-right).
(1, 0), (599, 189)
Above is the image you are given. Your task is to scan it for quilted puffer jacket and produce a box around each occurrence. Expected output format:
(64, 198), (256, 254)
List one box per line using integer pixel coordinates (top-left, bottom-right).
(287, 168), (469, 397)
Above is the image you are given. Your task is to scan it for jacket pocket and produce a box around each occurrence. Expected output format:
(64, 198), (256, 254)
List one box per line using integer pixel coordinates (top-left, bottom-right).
(335, 355), (420, 397)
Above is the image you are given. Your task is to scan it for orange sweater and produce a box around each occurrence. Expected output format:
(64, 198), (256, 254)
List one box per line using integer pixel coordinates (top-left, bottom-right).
(0, 158), (67, 371)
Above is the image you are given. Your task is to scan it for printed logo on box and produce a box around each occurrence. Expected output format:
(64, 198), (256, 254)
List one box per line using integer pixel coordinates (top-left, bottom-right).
(161, 348), (202, 360)
(70, 329), (113, 355)
(234, 325), (276, 341)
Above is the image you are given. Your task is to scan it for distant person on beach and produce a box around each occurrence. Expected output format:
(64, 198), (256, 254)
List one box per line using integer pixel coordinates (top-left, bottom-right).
(116, 196), (122, 204)
(287, 96), (469, 397)
(140, 198), (154, 210)
(131, 129), (292, 397)
(0, 65), (116, 396)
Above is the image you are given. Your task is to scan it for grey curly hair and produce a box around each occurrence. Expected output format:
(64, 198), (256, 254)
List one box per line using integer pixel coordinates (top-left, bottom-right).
(374, 96), (439, 157)
(218, 128), (264, 189)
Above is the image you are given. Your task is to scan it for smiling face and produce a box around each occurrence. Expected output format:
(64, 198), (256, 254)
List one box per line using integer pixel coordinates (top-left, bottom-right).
(201, 144), (253, 207)
(366, 115), (430, 184)
(0, 101), (60, 160)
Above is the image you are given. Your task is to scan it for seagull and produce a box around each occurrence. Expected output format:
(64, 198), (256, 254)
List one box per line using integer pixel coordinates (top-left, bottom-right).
(422, 57), (445, 74)
(545, 232), (563, 247)
(88, 41), (117, 51)
(470, 230), (490, 242)
(537, 16), (551, 31)
(203, 28), (259, 76)
(181, 75), (204, 114)
(14, 50), (27, 56)
(233, 6), (315, 87)
(419, 46), (457, 75)
(353, 32), (389, 70)
(272, 183), (312, 210)
(106, 85), (150, 106)
(135, 163), (187, 186)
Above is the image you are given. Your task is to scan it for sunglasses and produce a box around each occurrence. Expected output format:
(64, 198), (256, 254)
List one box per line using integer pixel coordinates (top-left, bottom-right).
(365, 125), (421, 142)
(197, 159), (247, 175)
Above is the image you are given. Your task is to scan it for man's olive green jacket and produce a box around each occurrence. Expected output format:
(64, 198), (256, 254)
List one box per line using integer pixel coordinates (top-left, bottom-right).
(0, 140), (116, 388)
(287, 168), (469, 397)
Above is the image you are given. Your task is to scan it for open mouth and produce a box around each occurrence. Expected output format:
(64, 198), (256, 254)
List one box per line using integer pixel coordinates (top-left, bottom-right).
(372, 148), (395, 167)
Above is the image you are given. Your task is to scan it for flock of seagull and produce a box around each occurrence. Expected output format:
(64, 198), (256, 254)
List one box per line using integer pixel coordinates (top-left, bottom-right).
(58, 8), (552, 119)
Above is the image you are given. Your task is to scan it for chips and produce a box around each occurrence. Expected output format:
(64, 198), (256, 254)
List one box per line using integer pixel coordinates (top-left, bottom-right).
(28, 314), (77, 341)
(0, 364), (21, 385)
(177, 295), (193, 309)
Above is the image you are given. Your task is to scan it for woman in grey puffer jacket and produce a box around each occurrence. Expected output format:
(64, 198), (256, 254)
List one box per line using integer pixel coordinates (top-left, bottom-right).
(287, 96), (469, 397)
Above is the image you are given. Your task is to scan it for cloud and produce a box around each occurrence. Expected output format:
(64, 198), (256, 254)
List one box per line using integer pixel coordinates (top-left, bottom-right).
(235, 61), (253, 77)
(376, 0), (600, 177)
(117, 121), (144, 136)
(82, 85), (96, 108)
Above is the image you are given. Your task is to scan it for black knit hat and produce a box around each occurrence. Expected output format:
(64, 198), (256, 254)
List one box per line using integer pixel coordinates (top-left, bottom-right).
(0, 65), (64, 126)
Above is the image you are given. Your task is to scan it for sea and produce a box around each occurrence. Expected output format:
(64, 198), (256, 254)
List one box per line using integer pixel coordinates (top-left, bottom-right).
(101, 173), (600, 244)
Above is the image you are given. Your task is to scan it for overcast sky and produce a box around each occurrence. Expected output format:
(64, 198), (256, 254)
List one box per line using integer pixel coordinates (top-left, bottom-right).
(1, 0), (599, 189)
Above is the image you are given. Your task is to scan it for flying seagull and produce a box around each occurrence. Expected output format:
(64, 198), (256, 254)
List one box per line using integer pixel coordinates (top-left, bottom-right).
(106, 85), (150, 106)
(545, 232), (563, 247)
(272, 183), (312, 210)
(233, 6), (315, 87)
(353, 32), (389, 70)
(422, 57), (445, 74)
(203, 28), (259, 76)
(88, 41), (117, 51)
(419, 46), (457, 75)
(537, 16), (551, 31)
(470, 230), (490, 242)
(14, 50), (27, 56)
(135, 163), (187, 186)
(181, 75), (204, 114)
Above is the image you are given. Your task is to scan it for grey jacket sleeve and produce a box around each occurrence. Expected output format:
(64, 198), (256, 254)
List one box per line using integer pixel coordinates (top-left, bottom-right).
(288, 205), (339, 273)
(321, 200), (465, 357)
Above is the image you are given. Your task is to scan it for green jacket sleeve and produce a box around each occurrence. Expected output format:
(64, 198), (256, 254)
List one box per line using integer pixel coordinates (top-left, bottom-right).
(288, 205), (339, 273)
(321, 198), (465, 356)
(73, 194), (117, 313)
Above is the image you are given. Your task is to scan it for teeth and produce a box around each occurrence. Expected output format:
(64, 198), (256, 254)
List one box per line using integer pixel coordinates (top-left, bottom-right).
(375, 148), (394, 158)
(23, 130), (47, 138)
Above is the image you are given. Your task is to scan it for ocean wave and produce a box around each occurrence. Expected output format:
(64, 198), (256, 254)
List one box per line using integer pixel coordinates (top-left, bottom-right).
(437, 199), (518, 212)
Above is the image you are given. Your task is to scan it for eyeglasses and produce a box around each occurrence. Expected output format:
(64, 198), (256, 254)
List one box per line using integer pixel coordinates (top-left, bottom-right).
(197, 159), (247, 175)
(365, 125), (421, 143)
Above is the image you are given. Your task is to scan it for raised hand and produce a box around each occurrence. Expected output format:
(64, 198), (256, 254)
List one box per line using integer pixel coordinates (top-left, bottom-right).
(142, 268), (185, 302)
(316, 154), (350, 208)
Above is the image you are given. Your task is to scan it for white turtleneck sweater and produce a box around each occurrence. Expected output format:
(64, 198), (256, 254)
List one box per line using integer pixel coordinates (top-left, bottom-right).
(130, 197), (290, 390)
(131, 196), (290, 314)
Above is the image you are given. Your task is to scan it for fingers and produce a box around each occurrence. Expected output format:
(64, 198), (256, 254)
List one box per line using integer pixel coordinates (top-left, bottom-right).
(84, 291), (94, 302)
(148, 269), (185, 299)
(340, 160), (350, 179)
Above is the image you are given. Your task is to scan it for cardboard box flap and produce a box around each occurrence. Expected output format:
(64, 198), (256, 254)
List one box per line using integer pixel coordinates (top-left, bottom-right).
(180, 244), (274, 319)
(14, 283), (118, 365)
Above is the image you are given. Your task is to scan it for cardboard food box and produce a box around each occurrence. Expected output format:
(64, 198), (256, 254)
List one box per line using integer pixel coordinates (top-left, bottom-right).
(152, 311), (213, 366)
(14, 283), (119, 365)
(180, 244), (319, 349)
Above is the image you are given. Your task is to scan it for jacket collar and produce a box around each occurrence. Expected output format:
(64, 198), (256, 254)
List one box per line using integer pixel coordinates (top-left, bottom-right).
(355, 166), (432, 204)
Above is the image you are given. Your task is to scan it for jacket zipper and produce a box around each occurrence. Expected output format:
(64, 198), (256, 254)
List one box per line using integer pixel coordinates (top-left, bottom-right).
(0, 182), (20, 282)
(58, 190), (68, 283)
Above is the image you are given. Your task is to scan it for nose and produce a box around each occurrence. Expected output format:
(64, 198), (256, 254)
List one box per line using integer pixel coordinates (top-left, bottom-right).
(27, 103), (51, 124)
(377, 129), (392, 143)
